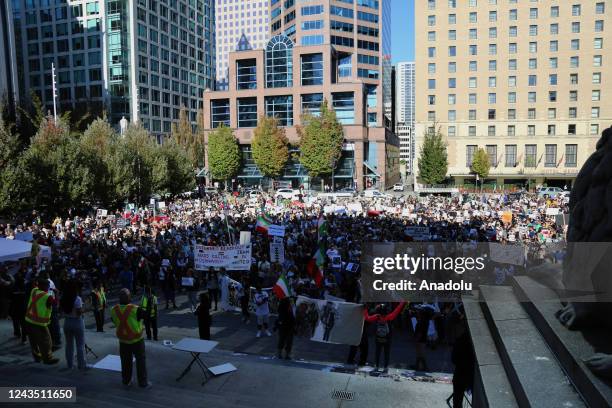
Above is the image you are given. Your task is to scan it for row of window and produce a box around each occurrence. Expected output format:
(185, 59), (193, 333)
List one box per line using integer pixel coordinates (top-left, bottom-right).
(442, 123), (602, 138)
(428, 107), (603, 122)
(428, 0), (605, 16)
(210, 92), (356, 128)
(465, 144), (578, 169)
(428, 88), (603, 104)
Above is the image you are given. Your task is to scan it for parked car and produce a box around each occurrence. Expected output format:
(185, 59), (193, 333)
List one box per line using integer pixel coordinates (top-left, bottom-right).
(393, 183), (405, 192)
(275, 188), (298, 200)
(362, 189), (390, 198)
(537, 187), (565, 198)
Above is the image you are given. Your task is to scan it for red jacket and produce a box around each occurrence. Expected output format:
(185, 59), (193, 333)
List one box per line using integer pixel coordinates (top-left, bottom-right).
(364, 302), (407, 323)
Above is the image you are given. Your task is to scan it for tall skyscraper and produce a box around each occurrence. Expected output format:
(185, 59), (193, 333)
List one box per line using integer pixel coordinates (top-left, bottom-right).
(10, 0), (215, 138)
(270, 0), (393, 129)
(215, 0), (270, 90)
(0, 0), (17, 109)
(396, 61), (415, 127)
(415, 0), (611, 188)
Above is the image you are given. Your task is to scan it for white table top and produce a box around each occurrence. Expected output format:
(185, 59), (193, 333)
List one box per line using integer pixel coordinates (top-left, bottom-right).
(173, 338), (219, 354)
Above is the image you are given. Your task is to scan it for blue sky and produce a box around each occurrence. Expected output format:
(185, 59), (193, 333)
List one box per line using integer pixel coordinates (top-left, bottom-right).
(391, 0), (414, 64)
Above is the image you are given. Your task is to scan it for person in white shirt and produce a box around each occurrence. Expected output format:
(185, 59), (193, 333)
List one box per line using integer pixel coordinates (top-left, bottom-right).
(60, 280), (86, 370)
(254, 285), (271, 338)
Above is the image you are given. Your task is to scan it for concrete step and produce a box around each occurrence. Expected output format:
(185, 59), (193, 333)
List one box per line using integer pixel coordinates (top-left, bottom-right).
(479, 285), (586, 408)
(463, 296), (519, 408)
(512, 276), (612, 408)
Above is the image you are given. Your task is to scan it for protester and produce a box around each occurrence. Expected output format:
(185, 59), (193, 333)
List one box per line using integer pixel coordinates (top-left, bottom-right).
(275, 297), (296, 360)
(110, 288), (150, 388)
(451, 324), (475, 408)
(60, 279), (86, 370)
(194, 292), (211, 340)
(207, 268), (219, 311)
(91, 280), (107, 332)
(364, 302), (407, 372)
(254, 284), (272, 338)
(238, 276), (251, 324)
(140, 286), (158, 341)
(9, 268), (27, 343)
(182, 268), (198, 312)
(24, 278), (59, 364)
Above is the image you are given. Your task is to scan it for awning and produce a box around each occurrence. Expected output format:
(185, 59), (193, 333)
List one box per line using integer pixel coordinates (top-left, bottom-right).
(363, 162), (381, 178)
(0, 238), (32, 263)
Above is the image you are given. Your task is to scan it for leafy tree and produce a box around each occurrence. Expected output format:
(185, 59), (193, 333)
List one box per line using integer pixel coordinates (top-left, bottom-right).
(207, 125), (241, 183)
(80, 118), (117, 205)
(0, 115), (22, 170)
(251, 116), (289, 180)
(418, 126), (448, 185)
(297, 100), (344, 178)
(171, 106), (205, 169)
(471, 148), (491, 179)
(151, 138), (195, 197)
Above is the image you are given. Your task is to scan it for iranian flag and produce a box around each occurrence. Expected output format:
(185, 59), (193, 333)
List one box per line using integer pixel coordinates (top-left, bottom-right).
(255, 214), (273, 233)
(317, 216), (328, 239)
(306, 245), (325, 287)
(273, 275), (292, 299)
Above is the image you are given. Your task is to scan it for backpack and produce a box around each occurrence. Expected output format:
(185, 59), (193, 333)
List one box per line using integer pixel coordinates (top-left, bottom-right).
(376, 321), (389, 338)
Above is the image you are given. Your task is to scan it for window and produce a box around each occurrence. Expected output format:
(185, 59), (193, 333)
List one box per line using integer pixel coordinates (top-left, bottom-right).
(570, 56), (579, 68)
(508, 109), (516, 120)
(428, 111), (436, 121)
(428, 31), (436, 41)
(545, 145), (557, 168)
(592, 107), (600, 118)
(550, 24), (558, 35)
(266, 35), (293, 88)
(571, 39), (580, 50)
(529, 75), (537, 86)
(596, 2), (605, 14)
(469, 77), (477, 88)
(592, 90), (601, 101)
(448, 62), (456, 73)
(528, 92), (537, 103)
(568, 124), (577, 135)
(591, 124), (600, 135)
(448, 14), (456, 24)
(551, 6), (559, 17)
(529, 25), (538, 36)
(508, 92), (516, 103)
(569, 107), (577, 118)
(469, 61), (477, 71)
(301, 93), (323, 116)
(449, 46), (456, 57)
(508, 125), (516, 136)
(448, 94), (456, 105)
(572, 4), (581, 16)
(428, 95), (436, 105)
(530, 8), (538, 19)
(428, 63), (436, 74)
(509, 43), (517, 54)
(428, 47), (436, 57)
(506, 145), (517, 167)
(594, 55), (602, 67)
(332, 92), (355, 125)
(469, 93), (477, 104)
(489, 11), (497, 22)
(550, 57), (558, 68)
(509, 9), (517, 20)
(508, 76), (517, 87)
(549, 91), (557, 102)
(469, 126), (476, 137)
(593, 73), (602, 84)
(509, 59), (517, 70)
(570, 74), (578, 85)
(595, 20), (604, 32)
(210, 99), (230, 128)
(528, 125), (536, 136)
(237, 97), (258, 128)
(448, 110), (456, 121)
(548, 125), (556, 136)
(488, 93), (496, 104)
(488, 126), (496, 137)
(466, 145), (477, 167)
(448, 78), (456, 88)
(486, 145), (497, 167)
(594, 38), (603, 50)
(570, 91), (578, 102)
(550, 74), (558, 85)
(469, 45), (477, 55)
(572, 22), (580, 33)
(236, 59), (257, 90)
(428, 79), (436, 89)
(528, 109), (536, 119)
(548, 108), (557, 119)
(469, 29), (477, 39)
(448, 126), (456, 137)
(469, 12), (477, 23)
(565, 145), (577, 167)
(301, 54), (323, 86)
(469, 110), (477, 120)
(265, 95), (293, 126)
(525, 145), (537, 168)
(488, 109), (496, 119)
(510, 26), (517, 37)
(529, 59), (537, 69)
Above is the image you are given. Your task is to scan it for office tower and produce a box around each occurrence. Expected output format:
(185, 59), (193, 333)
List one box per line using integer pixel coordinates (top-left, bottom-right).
(270, 0), (393, 129)
(215, 0), (270, 90)
(396, 61), (415, 127)
(415, 0), (611, 187)
(10, 0), (215, 138)
(0, 0), (17, 109)
(396, 122), (412, 172)
(203, 38), (401, 191)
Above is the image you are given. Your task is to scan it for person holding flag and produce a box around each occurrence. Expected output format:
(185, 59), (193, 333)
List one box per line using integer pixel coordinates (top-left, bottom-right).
(255, 213), (273, 234)
(306, 215), (328, 287)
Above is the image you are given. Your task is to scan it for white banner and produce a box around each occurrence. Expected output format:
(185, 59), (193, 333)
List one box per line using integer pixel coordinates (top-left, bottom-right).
(268, 225), (286, 237)
(194, 244), (252, 270)
(546, 208), (560, 216)
(295, 296), (364, 346)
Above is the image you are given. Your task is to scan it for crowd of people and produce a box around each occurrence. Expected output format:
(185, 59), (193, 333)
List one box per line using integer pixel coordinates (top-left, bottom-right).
(0, 188), (569, 400)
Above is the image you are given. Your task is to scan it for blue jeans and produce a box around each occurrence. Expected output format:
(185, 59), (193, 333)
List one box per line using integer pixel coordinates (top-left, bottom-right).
(63, 317), (86, 369)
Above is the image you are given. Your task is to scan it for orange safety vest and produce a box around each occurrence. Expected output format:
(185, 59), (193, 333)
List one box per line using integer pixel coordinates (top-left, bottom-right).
(25, 288), (52, 326)
(111, 304), (143, 344)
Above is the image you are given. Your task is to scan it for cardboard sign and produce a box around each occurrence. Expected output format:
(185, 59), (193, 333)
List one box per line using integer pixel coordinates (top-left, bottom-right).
(194, 244), (252, 271)
(268, 225), (286, 237)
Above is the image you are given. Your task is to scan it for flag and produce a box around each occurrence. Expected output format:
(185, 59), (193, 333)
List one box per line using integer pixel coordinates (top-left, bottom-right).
(273, 275), (292, 299)
(317, 215), (328, 239)
(255, 214), (273, 233)
(307, 245), (325, 287)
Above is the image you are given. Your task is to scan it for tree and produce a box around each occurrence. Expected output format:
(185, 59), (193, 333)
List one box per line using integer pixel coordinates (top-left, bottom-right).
(471, 148), (491, 179)
(80, 118), (117, 205)
(251, 116), (289, 180)
(207, 125), (241, 183)
(0, 115), (22, 170)
(172, 106), (205, 169)
(297, 100), (344, 178)
(151, 138), (195, 197)
(418, 126), (448, 185)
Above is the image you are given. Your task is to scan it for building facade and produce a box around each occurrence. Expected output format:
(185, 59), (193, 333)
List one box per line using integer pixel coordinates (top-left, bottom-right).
(415, 0), (611, 188)
(215, 0), (270, 90)
(396, 122), (412, 172)
(202, 35), (400, 191)
(0, 0), (18, 109)
(10, 0), (215, 138)
(269, 0), (393, 130)
(396, 61), (415, 127)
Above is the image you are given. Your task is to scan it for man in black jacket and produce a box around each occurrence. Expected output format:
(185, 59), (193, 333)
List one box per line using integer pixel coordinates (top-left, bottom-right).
(275, 297), (296, 360)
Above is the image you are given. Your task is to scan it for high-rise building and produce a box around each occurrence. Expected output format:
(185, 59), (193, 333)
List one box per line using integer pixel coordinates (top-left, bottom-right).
(10, 0), (215, 138)
(396, 61), (415, 127)
(415, 0), (611, 188)
(0, 0), (17, 109)
(215, 0), (270, 90)
(396, 122), (412, 171)
(270, 0), (393, 129)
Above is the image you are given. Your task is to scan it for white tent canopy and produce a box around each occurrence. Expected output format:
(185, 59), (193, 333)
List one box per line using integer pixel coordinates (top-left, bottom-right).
(0, 238), (32, 263)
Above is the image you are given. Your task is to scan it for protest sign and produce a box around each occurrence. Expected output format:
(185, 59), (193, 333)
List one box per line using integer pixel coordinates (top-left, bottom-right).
(194, 244), (252, 270)
(181, 277), (194, 287)
(15, 232), (34, 242)
(268, 224), (286, 237)
(489, 243), (525, 266)
(404, 226), (430, 241)
(295, 296), (364, 346)
(347, 202), (363, 213)
(96, 209), (108, 218)
(501, 211), (513, 225)
(270, 241), (285, 264)
(240, 231), (251, 245)
(546, 208), (560, 216)
(116, 218), (128, 228)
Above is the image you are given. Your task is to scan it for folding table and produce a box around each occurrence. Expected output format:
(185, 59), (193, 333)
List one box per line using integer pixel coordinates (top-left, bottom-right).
(173, 338), (219, 385)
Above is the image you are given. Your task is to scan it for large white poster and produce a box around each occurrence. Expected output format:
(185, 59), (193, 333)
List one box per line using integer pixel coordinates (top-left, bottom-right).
(295, 296), (364, 346)
(194, 244), (252, 270)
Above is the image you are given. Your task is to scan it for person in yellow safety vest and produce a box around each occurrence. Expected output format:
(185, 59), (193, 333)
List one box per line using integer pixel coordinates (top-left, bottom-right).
(91, 281), (107, 332)
(110, 288), (151, 388)
(25, 278), (59, 364)
(140, 286), (158, 341)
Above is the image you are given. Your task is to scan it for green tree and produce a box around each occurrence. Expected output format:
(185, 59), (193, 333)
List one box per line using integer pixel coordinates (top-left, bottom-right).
(418, 126), (448, 185)
(471, 148), (491, 179)
(171, 106), (204, 168)
(151, 138), (195, 197)
(0, 115), (22, 170)
(207, 125), (241, 184)
(81, 118), (118, 205)
(297, 100), (344, 178)
(251, 116), (289, 180)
